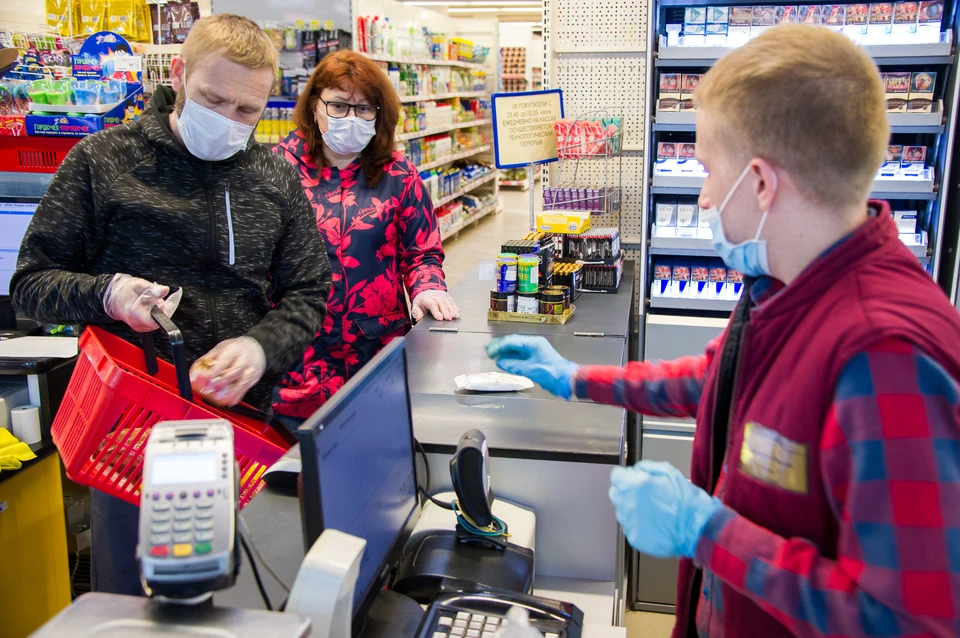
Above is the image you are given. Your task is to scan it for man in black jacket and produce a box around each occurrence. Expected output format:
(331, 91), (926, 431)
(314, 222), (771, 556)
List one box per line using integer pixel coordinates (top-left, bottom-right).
(11, 14), (331, 595)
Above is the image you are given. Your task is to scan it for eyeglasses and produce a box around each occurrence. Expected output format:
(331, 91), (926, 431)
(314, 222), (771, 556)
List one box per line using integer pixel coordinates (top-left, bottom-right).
(319, 98), (379, 121)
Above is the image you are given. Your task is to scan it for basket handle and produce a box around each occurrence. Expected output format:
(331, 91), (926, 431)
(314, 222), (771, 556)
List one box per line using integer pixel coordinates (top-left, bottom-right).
(142, 306), (194, 402)
(211, 402), (299, 447)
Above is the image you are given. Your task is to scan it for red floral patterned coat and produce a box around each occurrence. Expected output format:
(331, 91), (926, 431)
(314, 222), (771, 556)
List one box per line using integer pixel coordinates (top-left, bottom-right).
(272, 131), (447, 417)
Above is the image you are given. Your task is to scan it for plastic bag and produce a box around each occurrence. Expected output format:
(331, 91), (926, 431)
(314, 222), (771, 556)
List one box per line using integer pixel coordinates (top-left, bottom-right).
(455, 372), (534, 392)
(494, 607), (544, 638)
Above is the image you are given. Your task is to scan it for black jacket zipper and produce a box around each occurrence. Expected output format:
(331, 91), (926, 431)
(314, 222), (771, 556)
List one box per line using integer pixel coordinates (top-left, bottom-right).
(203, 167), (220, 346)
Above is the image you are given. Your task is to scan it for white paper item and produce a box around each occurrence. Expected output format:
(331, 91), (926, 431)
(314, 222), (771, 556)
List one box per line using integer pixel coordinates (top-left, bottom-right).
(0, 337), (78, 359)
(12, 405), (41, 444)
(455, 373), (535, 392)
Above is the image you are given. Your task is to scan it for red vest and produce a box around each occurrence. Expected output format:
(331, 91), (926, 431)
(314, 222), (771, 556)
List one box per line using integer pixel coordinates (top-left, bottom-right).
(673, 205), (960, 638)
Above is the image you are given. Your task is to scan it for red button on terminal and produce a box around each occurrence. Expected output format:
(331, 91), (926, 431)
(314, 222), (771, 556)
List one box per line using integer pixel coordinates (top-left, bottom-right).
(150, 545), (169, 557)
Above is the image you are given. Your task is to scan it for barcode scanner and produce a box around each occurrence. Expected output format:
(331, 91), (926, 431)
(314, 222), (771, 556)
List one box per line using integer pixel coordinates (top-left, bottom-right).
(450, 429), (494, 528)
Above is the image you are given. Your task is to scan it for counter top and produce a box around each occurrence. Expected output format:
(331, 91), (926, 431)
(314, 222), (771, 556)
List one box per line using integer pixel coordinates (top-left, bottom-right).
(407, 329), (627, 464)
(416, 261), (636, 338)
(0, 440), (58, 485)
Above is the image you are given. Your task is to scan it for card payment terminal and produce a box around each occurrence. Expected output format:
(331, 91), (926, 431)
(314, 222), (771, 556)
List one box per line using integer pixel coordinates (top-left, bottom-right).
(138, 419), (240, 598)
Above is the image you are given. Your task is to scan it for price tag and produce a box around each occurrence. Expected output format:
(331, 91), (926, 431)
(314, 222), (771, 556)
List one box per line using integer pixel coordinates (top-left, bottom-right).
(478, 263), (496, 281)
(324, 21), (335, 31)
(310, 20), (321, 30)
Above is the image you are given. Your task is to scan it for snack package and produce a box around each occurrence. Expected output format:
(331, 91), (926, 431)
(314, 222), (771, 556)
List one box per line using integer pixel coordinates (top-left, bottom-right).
(868, 3), (894, 40)
(107, 0), (136, 37)
(893, 1), (920, 39)
(776, 6), (799, 23)
(824, 4), (847, 29)
(752, 6), (778, 35)
(918, 0), (944, 41)
(798, 4), (824, 23)
(844, 3), (870, 41)
(885, 72), (910, 111)
(909, 71), (936, 112)
(454, 373), (534, 392)
(79, 0), (107, 36)
(729, 6), (754, 44)
(46, 0), (73, 36)
(656, 199), (679, 228)
(170, 2), (200, 44)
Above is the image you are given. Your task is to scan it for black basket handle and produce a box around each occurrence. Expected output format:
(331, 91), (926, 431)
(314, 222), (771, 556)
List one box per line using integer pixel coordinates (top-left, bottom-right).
(142, 306), (298, 447)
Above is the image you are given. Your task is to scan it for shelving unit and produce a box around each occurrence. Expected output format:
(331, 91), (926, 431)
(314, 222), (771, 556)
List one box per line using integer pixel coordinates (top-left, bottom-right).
(361, 52), (487, 69)
(396, 119), (491, 142)
(415, 144), (492, 172)
(500, 166), (542, 188)
(398, 90), (486, 103)
(433, 171), (498, 207)
(440, 202), (502, 241)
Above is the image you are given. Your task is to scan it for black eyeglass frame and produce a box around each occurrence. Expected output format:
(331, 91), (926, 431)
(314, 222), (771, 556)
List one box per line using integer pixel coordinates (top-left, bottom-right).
(318, 97), (380, 121)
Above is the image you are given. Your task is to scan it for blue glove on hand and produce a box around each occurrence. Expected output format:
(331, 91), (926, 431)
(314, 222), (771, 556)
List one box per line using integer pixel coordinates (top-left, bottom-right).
(485, 335), (579, 399)
(608, 460), (722, 559)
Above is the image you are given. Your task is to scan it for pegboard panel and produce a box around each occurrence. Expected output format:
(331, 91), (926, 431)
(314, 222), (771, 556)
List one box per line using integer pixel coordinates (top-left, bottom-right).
(548, 153), (645, 240)
(551, 0), (647, 53)
(552, 54), (646, 151)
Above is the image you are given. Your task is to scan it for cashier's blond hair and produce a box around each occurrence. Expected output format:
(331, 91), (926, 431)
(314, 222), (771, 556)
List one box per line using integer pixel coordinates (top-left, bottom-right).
(181, 14), (278, 75)
(694, 24), (888, 208)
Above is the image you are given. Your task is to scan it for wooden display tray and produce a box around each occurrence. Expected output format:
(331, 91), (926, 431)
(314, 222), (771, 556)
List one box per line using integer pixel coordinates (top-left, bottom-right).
(487, 305), (576, 325)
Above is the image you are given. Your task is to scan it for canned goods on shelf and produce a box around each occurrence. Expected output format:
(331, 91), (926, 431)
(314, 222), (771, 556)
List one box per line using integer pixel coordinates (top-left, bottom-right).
(517, 256), (539, 294)
(517, 292), (539, 314)
(496, 253), (518, 293)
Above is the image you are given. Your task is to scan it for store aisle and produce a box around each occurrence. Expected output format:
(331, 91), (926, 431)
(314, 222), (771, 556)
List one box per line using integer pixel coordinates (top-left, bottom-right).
(441, 186), (539, 286)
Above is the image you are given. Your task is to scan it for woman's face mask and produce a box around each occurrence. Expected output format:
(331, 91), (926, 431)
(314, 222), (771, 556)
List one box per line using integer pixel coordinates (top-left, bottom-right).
(316, 92), (378, 155)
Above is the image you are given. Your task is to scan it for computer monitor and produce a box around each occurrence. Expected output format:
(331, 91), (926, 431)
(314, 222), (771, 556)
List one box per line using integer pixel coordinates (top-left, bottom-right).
(0, 197), (39, 297)
(298, 337), (420, 629)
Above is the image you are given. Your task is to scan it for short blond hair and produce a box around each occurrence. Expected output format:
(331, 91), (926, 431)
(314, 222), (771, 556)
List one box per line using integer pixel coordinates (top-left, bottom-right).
(181, 14), (278, 74)
(694, 24), (888, 208)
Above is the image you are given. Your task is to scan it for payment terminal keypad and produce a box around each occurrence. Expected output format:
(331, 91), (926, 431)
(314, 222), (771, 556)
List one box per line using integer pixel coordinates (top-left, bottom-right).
(147, 490), (217, 558)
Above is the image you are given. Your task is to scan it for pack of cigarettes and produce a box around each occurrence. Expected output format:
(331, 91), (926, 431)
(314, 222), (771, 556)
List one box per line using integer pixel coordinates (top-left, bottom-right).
(797, 4), (823, 23)
(657, 142), (679, 170)
(823, 4), (846, 29)
(706, 22), (729, 44)
(656, 199), (679, 228)
(752, 6), (778, 35)
(678, 143), (698, 173)
(677, 197), (700, 237)
(882, 145), (904, 176)
(901, 145), (927, 173)
(894, 210), (918, 234)
(868, 3), (894, 40)
(709, 261), (727, 295)
(893, 1), (919, 38)
(776, 5), (799, 23)
(844, 4), (869, 41)
(685, 7), (707, 46)
(658, 73), (681, 112)
(729, 6), (753, 45)
(917, 0), (944, 42)
(654, 258), (672, 295)
(885, 72), (910, 111)
(673, 259), (692, 295)
(727, 267), (745, 298)
(707, 6), (730, 23)
(691, 259), (710, 295)
(908, 71), (936, 112)
(681, 74), (701, 111)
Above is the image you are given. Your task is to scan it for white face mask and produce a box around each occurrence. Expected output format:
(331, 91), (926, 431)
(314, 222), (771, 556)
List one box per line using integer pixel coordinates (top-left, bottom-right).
(321, 115), (377, 155)
(176, 73), (256, 161)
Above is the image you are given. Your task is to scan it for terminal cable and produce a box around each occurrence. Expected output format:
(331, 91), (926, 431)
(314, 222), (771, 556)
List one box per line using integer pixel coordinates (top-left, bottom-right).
(238, 514), (291, 593)
(239, 529), (273, 611)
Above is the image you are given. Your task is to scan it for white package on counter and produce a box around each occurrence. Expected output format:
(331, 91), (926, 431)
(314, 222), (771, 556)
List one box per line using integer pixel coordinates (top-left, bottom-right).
(455, 373), (535, 392)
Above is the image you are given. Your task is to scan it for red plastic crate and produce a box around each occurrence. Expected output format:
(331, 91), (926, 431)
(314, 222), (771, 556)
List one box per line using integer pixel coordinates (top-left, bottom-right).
(0, 136), (79, 173)
(52, 326), (290, 509)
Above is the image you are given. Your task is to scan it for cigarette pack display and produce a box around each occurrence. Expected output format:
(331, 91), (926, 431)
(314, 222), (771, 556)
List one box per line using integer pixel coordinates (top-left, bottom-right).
(563, 228), (621, 261)
(729, 6), (754, 44)
(709, 260), (727, 295)
(677, 198), (699, 237)
(882, 145), (904, 176)
(666, 23), (683, 47)
(797, 4), (823, 23)
(885, 72), (910, 112)
(868, 2), (894, 39)
(678, 143), (697, 173)
(776, 6), (799, 23)
(893, 1), (920, 37)
(681, 74), (702, 97)
(752, 5), (778, 35)
(902, 145), (927, 171)
(673, 259), (692, 295)
(824, 4), (847, 29)
(844, 3), (869, 40)
(692, 259), (710, 295)
(706, 22), (729, 44)
(658, 142), (679, 163)
(698, 206), (712, 228)
(917, 0), (944, 42)
(660, 73), (681, 99)
(654, 258), (673, 295)
(707, 6), (730, 22)
(908, 71), (936, 113)
(727, 267), (745, 297)
(656, 199), (679, 227)
(894, 210), (918, 234)
(685, 7), (707, 24)
(684, 24), (706, 46)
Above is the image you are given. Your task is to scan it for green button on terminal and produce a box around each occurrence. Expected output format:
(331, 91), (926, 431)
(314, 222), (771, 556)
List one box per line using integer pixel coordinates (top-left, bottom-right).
(194, 542), (212, 555)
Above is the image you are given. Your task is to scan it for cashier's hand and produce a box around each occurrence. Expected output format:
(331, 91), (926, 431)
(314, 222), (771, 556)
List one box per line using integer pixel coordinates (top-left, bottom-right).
(102, 274), (170, 332)
(609, 461), (722, 559)
(412, 290), (460, 322)
(190, 336), (266, 407)
(485, 335), (579, 400)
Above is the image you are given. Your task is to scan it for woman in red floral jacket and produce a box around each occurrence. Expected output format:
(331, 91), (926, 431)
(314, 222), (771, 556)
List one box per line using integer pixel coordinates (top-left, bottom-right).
(272, 50), (459, 423)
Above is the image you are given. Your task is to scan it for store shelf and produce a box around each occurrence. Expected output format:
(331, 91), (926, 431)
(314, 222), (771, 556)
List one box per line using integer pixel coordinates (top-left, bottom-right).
(397, 119), (492, 142)
(440, 203), (500, 241)
(361, 52), (487, 70)
(650, 235), (714, 256)
(416, 145), (492, 172)
(501, 74), (528, 80)
(655, 39), (954, 67)
(433, 171), (499, 207)
(901, 233), (930, 261)
(652, 172), (937, 199)
(650, 296), (738, 312)
(652, 173), (706, 192)
(653, 107), (946, 133)
(399, 91), (487, 103)
(500, 167), (542, 189)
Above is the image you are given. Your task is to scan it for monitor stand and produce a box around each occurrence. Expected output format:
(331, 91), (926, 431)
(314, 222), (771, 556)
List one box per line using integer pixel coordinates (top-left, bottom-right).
(287, 529), (366, 638)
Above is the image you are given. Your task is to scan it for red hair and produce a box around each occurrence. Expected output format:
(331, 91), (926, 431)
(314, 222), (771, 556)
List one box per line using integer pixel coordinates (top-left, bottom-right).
(294, 50), (400, 187)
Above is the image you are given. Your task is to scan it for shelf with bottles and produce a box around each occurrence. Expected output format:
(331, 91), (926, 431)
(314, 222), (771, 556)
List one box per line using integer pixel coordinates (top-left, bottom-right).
(397, 98), (490, 140)
(376, 59), (488, 101)
(357, 16), (491, 67)
(499, 166), (542, 188)
(411, 143), (493, 172)
(422, 163), (498, 207)
(656, 3), (952, 65)
(438, 197), (500, 241)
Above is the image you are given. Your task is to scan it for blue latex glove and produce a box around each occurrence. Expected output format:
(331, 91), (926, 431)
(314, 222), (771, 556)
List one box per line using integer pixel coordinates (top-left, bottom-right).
(484, 335), (579, 399)
(609, 460), (722, 559)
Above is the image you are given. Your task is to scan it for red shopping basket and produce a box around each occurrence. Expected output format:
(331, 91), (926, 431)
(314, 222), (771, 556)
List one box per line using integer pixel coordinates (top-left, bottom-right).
(51, 309), (294, 509)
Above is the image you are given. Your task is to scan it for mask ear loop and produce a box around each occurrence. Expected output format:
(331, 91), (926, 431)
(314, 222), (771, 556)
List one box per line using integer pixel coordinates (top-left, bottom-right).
(753, 170), (778, 241)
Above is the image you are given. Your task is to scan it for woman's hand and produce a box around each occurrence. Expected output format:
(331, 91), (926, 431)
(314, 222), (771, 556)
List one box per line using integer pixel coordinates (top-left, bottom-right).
(411, 290), (460, 322)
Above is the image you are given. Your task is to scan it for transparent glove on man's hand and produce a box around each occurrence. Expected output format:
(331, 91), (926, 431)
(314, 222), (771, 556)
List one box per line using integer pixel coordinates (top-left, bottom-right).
(485, 335), (578, 399)
(102, 273), (180, 332)
(190, 336), (266, 407)
(609, 460), (722, 559)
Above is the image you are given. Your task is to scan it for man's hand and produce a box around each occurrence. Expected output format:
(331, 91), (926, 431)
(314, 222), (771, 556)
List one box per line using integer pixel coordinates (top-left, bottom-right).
(411, 290), (460, 322)
(485, 335), (579, 399)
(102, 274), (170, 332)
(609, 460), (722, 559)
(190, 336), (266, 407)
